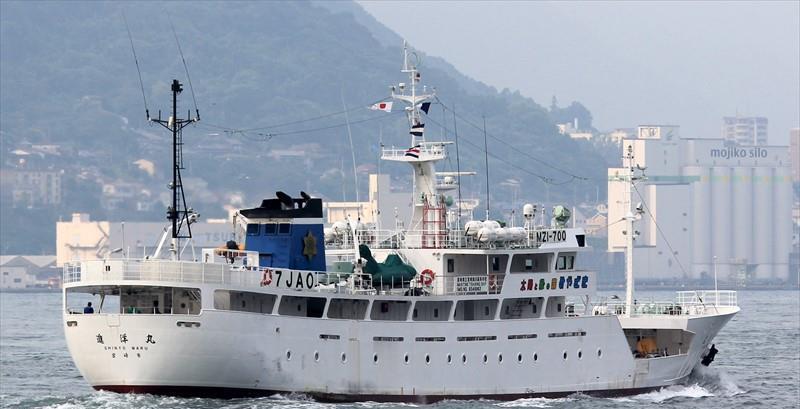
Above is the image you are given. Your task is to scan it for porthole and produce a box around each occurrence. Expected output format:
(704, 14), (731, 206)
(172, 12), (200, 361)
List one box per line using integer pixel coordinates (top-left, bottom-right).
(286, 350), (292, 361)
(517, 353), (523, 363)
(447, 354), (453, 364)
(404, 354), (410, 364)
(425, 354), (431, 364)
(341, 353), (347, 363)
(577, 350), (583, 359)
(373, 353), (379, 364)
(314, 351), (319, 362)
(597, 348), (603, 358)
(482, 354), (488, 364)
(462, 354), (467, 364)
(275, 327), (280, 333)
(498, 353), (503, 363)
(533, 352), (538, 362)
(562, 351), (568, 360)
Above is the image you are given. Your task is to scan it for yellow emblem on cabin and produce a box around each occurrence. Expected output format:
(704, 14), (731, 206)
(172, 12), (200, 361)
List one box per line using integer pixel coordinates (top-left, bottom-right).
(303, 230), (317, 260)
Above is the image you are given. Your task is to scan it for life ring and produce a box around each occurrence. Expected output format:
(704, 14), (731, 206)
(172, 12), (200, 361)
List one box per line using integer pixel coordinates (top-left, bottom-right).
(419, 269), (435, 286)
(260, 268), (273, 287)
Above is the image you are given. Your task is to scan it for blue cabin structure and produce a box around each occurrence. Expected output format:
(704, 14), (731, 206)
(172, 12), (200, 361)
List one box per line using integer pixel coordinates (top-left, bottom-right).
(236, 192), (326, 272)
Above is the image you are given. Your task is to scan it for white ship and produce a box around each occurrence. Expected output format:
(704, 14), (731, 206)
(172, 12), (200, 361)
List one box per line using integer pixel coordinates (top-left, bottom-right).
(62, 44), (739, 402)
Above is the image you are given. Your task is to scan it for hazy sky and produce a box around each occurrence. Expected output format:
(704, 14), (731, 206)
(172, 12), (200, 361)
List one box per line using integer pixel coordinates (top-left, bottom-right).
(358, 1), (800, 144)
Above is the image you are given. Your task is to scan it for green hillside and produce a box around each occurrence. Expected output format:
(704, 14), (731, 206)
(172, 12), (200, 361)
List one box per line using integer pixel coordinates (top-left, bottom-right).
(0, 1), (610, 254)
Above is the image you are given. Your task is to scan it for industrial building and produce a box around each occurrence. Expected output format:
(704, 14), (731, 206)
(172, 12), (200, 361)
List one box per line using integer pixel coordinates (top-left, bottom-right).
(722, 116), (768, 146)
(608, 125), (793, 285)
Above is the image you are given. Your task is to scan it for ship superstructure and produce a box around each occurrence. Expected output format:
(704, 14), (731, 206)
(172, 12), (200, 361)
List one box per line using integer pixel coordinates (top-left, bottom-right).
(62, 43), (738, 402)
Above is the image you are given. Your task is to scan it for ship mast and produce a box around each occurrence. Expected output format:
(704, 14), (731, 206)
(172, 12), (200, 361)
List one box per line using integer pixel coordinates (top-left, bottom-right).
(150, 79), (199, 260)
(623, 144), (645, 316)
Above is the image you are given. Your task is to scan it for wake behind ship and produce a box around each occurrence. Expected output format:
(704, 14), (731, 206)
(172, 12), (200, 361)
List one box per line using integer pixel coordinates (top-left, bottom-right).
(62, 42), (739, 402)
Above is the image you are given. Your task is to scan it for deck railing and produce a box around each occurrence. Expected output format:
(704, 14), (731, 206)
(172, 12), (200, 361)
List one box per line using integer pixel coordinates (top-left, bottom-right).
(325, 227), (575, 251)
(63, 259), (502, 297)
(593, 290), (738, 317)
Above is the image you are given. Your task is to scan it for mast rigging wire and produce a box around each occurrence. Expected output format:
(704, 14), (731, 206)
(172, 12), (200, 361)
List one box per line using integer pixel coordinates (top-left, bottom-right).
(168, 14), (199, 119)
(433, 96), (589, 182)
(632, 183), (690, 278)
(122, 11), (149, 119)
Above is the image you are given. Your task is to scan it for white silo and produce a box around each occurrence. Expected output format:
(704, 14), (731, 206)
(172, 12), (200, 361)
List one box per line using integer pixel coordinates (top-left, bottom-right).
(773, 165), (792, 282)
(731, 167), (754, 264)
(685, 166), (711, 280)
(710, 167), (732, 278)
(752, 167), (774, 280)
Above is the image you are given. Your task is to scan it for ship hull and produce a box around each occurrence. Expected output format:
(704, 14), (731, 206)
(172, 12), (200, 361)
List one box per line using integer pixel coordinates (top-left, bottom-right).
(64, 306), (737, 401)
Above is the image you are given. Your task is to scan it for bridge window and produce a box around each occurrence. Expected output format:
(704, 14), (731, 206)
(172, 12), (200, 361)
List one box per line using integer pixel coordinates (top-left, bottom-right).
(264, 223), (277, 235)
(246, 224), (260, 236)
(278, 223), (291, 234)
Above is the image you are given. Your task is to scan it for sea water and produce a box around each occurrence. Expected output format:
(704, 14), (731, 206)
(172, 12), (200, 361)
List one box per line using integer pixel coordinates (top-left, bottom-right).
(1, 290), (797, 409)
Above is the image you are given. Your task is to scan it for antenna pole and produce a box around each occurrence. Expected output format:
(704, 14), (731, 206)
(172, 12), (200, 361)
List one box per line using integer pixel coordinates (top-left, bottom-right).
(150, 79), (198, 259)
(453, 104), (462, 230)
(483, 115), (490, 221)
(624, 144), (635, 317)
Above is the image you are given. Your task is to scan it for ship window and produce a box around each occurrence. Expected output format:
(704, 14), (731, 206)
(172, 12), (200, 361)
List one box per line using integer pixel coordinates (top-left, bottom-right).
(341, 353), (347, 363)
(500, 298), (542, 319)
(454, 299), (498, 321)
(314, 351), (319, 362)
(563, 351), (568, 360)
(533, 353), (538, 362)
(413, 301), (452, 322)
(327, 298), (369, 320)
(557, 303), (562, 312)
(557, 255), (575, 270)
(461, 354), (467, 364)
(286, 350), (292, 360)
(597, 349), (602, 358)
(498, 353), (503, 363)
(246, 224), (260, 236)
(278, 223), (291, 234)
(278, 296), (326, 318)
(525, 259), (533, 271)
(517, 353), (523, 363)
(370, 300), (411, 321)
(404, 354), (410, 364)
(118, 286), (200, 315)
(264, 223), (277, 235)
(425, 354), (431, 364)
(447, 259), (454, 273)
(447, 354), (453, 364)
(373, 354), (379, 364)
(491, 257), (500, 272)
(482, 354), (488, 364)
(578, 350), (583, 359)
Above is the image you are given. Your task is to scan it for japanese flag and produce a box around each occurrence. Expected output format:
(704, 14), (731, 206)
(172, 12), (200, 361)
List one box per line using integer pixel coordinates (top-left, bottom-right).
(369, 101), (393, 112)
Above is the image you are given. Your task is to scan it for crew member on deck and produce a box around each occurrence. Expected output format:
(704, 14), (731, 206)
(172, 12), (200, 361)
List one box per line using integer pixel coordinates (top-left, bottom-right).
(83, 302), (94, 314)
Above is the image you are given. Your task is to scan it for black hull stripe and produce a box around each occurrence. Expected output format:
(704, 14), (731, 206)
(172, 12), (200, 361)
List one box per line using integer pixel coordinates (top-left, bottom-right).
(95, 385), (665, 403)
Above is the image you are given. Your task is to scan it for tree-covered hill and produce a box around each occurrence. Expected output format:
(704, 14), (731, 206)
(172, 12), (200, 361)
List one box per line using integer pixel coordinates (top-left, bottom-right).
(0, 1), (610, 254)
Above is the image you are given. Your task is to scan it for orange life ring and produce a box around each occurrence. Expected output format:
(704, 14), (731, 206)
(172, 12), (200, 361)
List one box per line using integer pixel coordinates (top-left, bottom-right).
(419, 269), (435, 286)
(260, 268), (273, 287)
